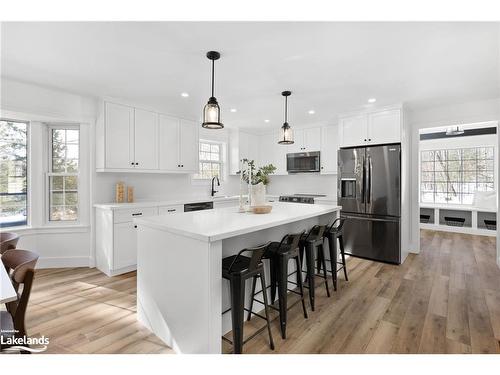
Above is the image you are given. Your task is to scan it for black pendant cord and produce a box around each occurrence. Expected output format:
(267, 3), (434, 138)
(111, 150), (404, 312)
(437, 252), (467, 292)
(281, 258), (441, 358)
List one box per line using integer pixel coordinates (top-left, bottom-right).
(211, 59), (215, 98)
(284, 95), (288, 123)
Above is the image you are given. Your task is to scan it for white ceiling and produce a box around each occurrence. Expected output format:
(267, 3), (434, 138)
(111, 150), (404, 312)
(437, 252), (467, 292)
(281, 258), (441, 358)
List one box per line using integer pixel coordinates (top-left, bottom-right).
(1, 22), (499, 131)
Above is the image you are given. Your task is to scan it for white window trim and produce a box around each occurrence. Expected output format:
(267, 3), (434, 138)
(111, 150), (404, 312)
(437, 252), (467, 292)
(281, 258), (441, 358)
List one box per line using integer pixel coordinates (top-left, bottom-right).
(192, 139), (225, 184)
(44, 124), (81, 226)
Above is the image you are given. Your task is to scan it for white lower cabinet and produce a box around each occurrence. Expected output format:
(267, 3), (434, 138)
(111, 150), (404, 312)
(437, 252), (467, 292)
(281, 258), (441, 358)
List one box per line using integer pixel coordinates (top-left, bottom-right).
(96, 206), (158, 276)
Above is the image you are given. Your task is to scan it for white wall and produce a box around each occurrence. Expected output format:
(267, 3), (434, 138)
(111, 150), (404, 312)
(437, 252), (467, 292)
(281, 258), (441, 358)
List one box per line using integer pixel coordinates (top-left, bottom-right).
(407, 97), (500, 266)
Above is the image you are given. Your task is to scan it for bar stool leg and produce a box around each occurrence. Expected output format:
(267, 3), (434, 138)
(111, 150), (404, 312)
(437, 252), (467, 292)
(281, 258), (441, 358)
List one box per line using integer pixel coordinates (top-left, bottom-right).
(229, 276), (246, 354)
(259, 272), (275, 350)
(339, 235), (348, 281)
(327, 234), (338, 291)
(246, 275), (258, 321)
(269, 256), (277, 305)
(277, 253), (289, 339)
(304, 243), (316, 311)
(319, 244), (330, 297)
(294, 255), (308, 319)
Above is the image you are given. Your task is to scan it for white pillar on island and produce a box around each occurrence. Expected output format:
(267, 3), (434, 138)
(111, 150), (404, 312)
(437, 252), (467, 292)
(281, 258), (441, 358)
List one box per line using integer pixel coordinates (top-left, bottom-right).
(134, 202), (341, 354)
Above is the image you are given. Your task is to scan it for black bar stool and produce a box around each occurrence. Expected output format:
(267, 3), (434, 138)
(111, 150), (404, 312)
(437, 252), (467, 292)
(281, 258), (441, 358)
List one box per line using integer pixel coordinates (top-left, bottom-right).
(300, 225), (330, 311)
(247, 232), (308, 339)
(222, 242), (274, 354)
(323, 218), (348, 291)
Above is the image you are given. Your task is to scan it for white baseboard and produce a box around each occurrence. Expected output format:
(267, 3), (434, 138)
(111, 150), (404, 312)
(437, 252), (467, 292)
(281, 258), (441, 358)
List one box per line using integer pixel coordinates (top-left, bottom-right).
(36, 256), (92, 269)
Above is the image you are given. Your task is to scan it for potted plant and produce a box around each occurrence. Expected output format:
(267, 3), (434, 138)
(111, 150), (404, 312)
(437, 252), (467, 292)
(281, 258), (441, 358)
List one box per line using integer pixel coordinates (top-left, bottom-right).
(241, 159), (277, 206)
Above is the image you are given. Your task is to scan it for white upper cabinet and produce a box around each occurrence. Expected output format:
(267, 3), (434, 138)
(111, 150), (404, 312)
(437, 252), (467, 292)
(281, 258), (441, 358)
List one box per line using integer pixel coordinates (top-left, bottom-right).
(105, 102), (134, 169)
(158, 116), (199, 172)
(367, 109), (401, 145)
(97, 101), (199, 173)
(258, 131), (287, 175)
(320, 125), (338, 174)
(339, 107), (402, 148)
(158, 114), (180, 171)
(134, 109), (158, 170)
(339, 114), (368, 148)
(178, 119), (199, 172)
(288, 127), (321, 153)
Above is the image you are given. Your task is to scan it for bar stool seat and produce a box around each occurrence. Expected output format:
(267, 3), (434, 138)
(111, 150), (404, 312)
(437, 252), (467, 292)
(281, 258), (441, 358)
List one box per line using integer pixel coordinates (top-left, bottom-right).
(222, 255), (252, 275)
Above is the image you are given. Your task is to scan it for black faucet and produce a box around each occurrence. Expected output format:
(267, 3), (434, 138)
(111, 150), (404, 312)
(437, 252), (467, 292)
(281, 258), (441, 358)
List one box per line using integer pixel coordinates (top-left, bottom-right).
(211, 176), (220, 197)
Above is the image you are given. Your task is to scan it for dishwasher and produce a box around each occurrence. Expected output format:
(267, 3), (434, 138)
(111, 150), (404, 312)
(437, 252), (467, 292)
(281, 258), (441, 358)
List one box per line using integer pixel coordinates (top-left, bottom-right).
(184, 201), (214, 212)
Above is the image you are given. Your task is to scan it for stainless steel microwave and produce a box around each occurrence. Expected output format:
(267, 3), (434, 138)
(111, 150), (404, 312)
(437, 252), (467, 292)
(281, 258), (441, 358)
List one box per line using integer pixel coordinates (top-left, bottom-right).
(286, 151), (321, 173)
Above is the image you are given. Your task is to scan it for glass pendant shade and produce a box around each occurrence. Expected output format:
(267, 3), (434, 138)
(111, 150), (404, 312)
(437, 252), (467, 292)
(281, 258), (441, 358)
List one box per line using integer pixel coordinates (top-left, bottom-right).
(278, 122), (294, 144)
(202, 97), (223, 129)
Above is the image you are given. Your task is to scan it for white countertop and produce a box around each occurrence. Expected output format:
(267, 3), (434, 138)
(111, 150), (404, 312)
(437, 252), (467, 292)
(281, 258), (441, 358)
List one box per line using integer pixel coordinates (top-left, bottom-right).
(0, 263), (17, 304)
(135, 202), (341, 242)
(93, 195), (269, 210)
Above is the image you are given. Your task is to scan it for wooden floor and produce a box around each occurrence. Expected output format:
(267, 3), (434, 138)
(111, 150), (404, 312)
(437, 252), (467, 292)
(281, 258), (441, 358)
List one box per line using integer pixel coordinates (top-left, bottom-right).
(12, 230), (500, 354)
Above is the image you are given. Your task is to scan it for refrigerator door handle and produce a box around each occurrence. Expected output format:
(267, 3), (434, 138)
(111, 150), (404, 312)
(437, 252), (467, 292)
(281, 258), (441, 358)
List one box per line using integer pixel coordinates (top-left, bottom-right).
(361, 156), (365, 203)
(367, 156), (372, 204)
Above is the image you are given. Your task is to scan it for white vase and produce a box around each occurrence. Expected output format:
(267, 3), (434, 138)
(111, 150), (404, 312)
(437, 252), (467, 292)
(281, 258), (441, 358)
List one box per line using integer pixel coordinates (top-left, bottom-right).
(250, 182), (266, 206)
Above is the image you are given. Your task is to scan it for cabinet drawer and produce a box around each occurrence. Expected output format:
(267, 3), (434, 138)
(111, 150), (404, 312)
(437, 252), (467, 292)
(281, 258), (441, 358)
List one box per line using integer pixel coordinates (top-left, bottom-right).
(158, 205), (183, 215)
(113, 207), (158, 223)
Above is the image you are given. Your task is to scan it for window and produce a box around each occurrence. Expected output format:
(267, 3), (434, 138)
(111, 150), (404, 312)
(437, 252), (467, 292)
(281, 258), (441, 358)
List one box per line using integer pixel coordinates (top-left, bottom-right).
(48, 126), (79, 221)
(0, 119), (28, 227)
(420, 147), (494, 205)
(193, 140), (223, 180)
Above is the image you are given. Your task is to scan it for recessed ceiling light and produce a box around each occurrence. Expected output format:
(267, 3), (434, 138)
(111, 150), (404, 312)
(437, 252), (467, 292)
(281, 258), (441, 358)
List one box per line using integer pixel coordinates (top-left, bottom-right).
(230, 108), (237, 113)
(368, 98), (376, 103)
(264, 119), (270, 123)
(308, 110), (315, 114)
(181, 92), (189, 97)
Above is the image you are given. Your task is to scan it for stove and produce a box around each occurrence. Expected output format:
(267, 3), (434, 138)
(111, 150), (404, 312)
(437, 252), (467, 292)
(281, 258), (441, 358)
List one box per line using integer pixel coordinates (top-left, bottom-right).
(278, 194), (327, 204)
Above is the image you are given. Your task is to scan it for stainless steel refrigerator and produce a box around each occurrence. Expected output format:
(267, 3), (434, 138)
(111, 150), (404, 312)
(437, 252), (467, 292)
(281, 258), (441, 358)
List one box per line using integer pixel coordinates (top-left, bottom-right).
(338, 144), (401, 264)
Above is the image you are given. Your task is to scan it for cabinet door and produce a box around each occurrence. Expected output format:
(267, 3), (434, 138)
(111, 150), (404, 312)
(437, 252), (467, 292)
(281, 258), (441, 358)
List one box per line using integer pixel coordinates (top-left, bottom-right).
(113, 222), (137, 270)
(339, 114), (368, 148)
(304, 127), (321, 151)
(287, 129), (304, 153)
(321, 125), (338, 174)
(179, 119), (199, 172)
(105, 102), (134, 169)
(134, 109), (158, 169)
(228, 129), (240, 175)
(240, 132), (259, 162)
(259, 131), (287, 175)
(367, 109), (401, 145)
(158, 115), (180, 170)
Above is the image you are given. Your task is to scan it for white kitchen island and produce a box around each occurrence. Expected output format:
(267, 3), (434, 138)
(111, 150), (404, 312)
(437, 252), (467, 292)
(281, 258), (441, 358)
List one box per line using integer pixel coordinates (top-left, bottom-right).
(134, 202), (341, 354)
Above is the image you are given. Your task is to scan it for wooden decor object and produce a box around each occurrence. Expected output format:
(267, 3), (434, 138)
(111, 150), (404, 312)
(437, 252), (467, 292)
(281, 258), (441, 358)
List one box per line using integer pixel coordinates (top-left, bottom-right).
(127, 186), (134, 203)
(115, 182), (125, 203)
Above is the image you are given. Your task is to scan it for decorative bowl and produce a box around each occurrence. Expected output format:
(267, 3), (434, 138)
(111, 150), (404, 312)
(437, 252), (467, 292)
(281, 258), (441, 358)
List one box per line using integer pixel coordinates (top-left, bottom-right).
(251, 205), (273, 214)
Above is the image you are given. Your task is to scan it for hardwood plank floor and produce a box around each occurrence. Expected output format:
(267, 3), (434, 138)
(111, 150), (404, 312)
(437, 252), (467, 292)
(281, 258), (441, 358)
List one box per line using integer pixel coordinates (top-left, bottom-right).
(5, 229), (500, 354)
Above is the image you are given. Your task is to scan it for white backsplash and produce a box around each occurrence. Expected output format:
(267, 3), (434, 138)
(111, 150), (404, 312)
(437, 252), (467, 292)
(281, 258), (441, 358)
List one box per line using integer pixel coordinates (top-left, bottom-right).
(94, 172), (337, 203)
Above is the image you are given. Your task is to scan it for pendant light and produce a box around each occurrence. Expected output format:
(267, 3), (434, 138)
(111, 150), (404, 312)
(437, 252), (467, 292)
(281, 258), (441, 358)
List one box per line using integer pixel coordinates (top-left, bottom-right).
(202, 51), (223, 129)
(278, 90), (294, 144)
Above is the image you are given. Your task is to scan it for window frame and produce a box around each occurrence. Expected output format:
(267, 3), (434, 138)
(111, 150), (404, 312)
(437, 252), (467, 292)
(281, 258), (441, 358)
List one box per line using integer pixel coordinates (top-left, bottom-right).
(192, 139), (224, 181)
(419, 146), (495, 205)
(45, 124), (81, 225)
(0, 118), (30, 228)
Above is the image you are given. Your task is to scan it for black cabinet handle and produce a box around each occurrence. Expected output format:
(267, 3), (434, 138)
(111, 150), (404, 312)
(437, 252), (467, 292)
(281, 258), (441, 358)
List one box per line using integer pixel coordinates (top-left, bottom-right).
(167, 209), (176, 212)
(130, 162), (134, 165)
(368, 138), (371, 141)
(364, 139), (367, 141)
(134, 225), (138, 229)
(132, 213), (142, 216)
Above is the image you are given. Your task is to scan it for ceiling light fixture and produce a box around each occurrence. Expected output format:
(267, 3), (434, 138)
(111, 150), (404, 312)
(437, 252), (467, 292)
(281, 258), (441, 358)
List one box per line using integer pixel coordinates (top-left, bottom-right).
(230, 108), (237, 113)
(202, 51), (223, 129)
(264, 119), (270, 123)
(181, 92), (189, 98)
(278, 91), (294, 145)
(308, 110), (315, 114)
(368, 98), (376, 103)
(446, 126), (464, 136)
